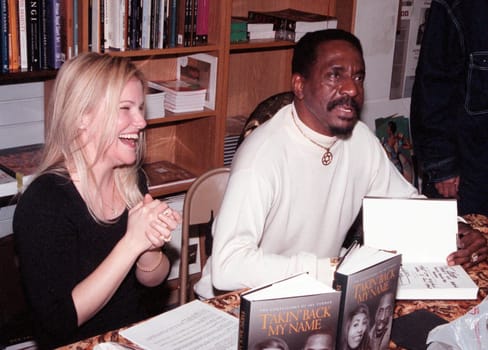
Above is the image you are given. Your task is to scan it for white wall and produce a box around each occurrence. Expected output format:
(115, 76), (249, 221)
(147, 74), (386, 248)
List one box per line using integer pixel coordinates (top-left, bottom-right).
(353, 0), (411, 131)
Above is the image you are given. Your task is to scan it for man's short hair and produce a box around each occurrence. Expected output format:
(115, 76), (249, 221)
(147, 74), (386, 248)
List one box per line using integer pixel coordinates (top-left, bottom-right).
(292, 29), (364, 78)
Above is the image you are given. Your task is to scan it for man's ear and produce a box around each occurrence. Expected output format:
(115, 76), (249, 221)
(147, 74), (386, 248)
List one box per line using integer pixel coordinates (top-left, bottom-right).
(292, 73), (305, 100)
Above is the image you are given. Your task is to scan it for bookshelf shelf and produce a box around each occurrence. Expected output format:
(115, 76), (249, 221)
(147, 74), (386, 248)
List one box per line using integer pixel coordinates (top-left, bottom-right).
(0, 0), (355, 196)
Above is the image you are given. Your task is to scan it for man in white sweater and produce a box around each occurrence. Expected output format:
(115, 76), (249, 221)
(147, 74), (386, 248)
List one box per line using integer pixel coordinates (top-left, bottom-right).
(194, 29), (486, 299)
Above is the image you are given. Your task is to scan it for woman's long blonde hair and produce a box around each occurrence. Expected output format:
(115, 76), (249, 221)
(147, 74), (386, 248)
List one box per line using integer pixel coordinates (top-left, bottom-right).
(36, 52), (147, 222)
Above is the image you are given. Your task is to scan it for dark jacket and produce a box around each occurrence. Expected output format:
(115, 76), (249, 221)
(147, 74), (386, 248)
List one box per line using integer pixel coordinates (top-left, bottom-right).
(410, 0), (488, 215)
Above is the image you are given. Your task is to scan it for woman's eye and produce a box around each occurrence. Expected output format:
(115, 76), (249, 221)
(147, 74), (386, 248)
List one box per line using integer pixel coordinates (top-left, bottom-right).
(120, 106), (130, 110)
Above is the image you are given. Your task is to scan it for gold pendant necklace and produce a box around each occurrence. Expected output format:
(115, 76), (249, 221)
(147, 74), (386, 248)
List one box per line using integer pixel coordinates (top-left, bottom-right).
(291, 110), (337, 166)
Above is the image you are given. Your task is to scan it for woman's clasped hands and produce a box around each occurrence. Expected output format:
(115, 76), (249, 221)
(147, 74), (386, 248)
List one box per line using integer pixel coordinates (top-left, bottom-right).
(127, 193), (182, 252)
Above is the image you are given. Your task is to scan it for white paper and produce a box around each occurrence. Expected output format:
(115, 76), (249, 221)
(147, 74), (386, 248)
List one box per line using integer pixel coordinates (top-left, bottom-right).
(363, 197), (458, 263)
(119, 300), (238, 350)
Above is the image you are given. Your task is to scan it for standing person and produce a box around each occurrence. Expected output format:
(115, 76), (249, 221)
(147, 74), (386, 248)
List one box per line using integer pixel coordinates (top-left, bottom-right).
(14, 53), (181, 349)
(194, 28), (487, 299)
(410, 0), (488, 216)
(341, 304), (371, 350)
(369, 293), (394, 350)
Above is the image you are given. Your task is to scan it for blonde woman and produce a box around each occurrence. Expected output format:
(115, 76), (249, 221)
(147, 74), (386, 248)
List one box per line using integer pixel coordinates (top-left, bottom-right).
(14, 52), (181, 349)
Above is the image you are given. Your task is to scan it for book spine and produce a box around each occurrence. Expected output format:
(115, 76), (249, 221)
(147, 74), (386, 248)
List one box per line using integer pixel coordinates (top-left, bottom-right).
(46, 0), (62, 69)
(73, 0), (78, 56)
(168, 0), (177, 47)
(7, 0), (20, 71)
(27, 0), (41, 70)
(18, 0), (29, 70)
(332, 271), (348, 345)
(0, 0), (7, 72)
(156, 0), (165, 48)
(90, 0), (100, 52)
(141, 0), (151, 48)
(190, 0), (196, 46)
(39, 0), (48, 69)
(195, 0), (207, 44)
(238, 297), (251, 350)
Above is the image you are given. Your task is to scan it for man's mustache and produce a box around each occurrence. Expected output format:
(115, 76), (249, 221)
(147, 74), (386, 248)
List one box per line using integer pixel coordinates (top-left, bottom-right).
(327, 96), (361, 115)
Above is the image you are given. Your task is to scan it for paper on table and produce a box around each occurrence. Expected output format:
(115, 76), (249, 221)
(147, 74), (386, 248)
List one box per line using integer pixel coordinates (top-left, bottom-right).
(119, 300), (238, 350)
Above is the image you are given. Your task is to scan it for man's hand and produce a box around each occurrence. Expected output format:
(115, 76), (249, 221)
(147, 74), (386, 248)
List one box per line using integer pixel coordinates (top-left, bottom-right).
(447, 222), (488, 268)
(434, 176), (460, 198)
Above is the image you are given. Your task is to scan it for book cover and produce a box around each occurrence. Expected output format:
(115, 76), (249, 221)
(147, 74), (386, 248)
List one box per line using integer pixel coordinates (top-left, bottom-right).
(177, 53), (217, 109)
(239, 273), (341, 350)
(334, 242), (401, 350)
(375, 114), (415, 184)
(362, 197), (478, 300)
(142, 160), (196, 189)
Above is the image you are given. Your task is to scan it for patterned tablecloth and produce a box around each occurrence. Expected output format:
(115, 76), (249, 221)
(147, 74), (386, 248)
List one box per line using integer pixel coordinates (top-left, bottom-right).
(59, 215), (488, 350)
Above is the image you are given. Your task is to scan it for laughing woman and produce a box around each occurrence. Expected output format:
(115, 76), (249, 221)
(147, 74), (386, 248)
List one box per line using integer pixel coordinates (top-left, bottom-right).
(13, 53), (181, 349)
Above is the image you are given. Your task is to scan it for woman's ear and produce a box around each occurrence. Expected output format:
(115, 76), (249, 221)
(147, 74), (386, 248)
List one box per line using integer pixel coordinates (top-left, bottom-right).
(292, 73), (305, 100)
(79, 112), (92, 130)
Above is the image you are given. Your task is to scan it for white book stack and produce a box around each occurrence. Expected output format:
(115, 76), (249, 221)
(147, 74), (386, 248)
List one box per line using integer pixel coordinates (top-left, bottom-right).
(150, 80), (207, 113)
(247, 22), (275, 40)
(145, 88), (165, 119)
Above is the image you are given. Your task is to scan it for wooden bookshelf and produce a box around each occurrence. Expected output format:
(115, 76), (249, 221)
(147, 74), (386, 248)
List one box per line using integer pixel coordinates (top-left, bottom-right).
(0, 0), (355, 196)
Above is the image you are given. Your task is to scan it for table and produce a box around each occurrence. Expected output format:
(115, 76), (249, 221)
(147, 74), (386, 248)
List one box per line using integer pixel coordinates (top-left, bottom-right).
(59, 215), (488, 350)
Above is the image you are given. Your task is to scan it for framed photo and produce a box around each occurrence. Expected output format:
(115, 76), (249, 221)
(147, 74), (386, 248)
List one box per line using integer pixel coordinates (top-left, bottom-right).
(177, 53), (218, 109)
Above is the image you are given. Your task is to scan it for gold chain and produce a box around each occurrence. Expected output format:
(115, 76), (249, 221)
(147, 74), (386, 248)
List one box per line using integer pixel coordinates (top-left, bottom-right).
(291, 109), (337, 166)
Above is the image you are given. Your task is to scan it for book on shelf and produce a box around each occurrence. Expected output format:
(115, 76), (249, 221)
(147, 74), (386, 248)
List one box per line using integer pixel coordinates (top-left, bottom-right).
(0, 0), (8, 73)
(177, 53), (217, 109)
(18, 0), (28, 71)
(145, 87), (165, 119)
(142, 160), (196, 190)
(248, 30), (276, 40)
(46, 0), (63, 69)
(195, 0), (209, 45)
(149, 79), (207, 113)
(333, 241), (401, 350)
(120, 300), (239, 350)
(239, 273), (341, 350)
(26, 0), (41, 71)
(248, 8), (338, 42)
(7, 0), (19, 71)
(362, 196), (478, 300)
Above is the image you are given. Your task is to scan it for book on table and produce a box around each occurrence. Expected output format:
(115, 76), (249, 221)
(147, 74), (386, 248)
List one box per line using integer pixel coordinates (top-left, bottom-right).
(119, 300), (238, 350)
(239, 273), (341, 350)
(333, 241), (401, 350)
(362, 196), (478, 300)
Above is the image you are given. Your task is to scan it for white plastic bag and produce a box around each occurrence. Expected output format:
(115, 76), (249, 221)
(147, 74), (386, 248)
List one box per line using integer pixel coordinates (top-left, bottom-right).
(426, 296), (488, 350)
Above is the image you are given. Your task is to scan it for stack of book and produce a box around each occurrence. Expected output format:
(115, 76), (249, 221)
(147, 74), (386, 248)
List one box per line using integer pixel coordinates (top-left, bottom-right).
(247, 20), (275, 40)
(230, 17), (248, 43)
(248, 8), (338, 42)
(145, 87), (166, 119)
(149, 80), (207, 113)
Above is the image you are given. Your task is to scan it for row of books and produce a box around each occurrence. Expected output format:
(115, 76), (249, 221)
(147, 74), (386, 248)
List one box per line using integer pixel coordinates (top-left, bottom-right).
(1, 0), (67, 72)
(230, 8), (338, 44)
(0, 0), (210, 73)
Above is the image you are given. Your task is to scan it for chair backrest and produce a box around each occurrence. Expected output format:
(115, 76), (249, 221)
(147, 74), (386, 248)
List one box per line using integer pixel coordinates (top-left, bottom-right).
(237, 91), (294, 147)
(178, 167), (230, 305)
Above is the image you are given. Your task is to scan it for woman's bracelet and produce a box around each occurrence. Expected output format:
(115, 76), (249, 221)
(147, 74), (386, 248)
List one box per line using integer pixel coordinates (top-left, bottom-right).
(136, 250), (163, 272)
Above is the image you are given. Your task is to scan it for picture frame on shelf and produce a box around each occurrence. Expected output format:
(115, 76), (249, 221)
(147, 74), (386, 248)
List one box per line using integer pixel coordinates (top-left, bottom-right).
(177, 53), (217, 110)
